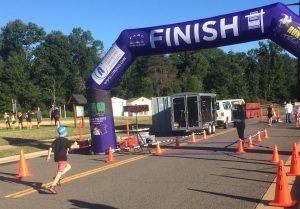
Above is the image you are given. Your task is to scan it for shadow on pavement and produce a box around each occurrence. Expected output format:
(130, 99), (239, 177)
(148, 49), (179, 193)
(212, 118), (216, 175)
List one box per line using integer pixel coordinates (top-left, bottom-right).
(0, 172), (49, 194)
(69, 199), (118, 209)
(188, 188), (269, 205)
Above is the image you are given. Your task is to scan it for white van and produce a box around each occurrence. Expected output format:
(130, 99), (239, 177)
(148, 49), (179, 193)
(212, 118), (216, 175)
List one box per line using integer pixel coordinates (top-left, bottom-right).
(216, 99), (245, 128)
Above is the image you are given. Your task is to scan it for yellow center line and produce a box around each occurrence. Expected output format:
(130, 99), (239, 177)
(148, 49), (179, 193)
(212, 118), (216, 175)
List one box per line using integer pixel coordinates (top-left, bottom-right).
(5, 129), (234, 198)
(5, 154), (148, 198)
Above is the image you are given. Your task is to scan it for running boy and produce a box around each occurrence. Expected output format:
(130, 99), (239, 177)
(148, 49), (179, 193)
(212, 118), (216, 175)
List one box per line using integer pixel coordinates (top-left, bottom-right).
(47, 126), (71, 194)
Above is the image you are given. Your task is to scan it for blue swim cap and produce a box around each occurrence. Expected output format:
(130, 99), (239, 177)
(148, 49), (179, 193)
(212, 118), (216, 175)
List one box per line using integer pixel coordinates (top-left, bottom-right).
(57, 126), (67, 136)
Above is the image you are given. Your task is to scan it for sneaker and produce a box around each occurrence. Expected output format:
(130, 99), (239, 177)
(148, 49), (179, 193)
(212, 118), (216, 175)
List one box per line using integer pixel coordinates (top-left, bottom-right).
(48, 186), (57, 194)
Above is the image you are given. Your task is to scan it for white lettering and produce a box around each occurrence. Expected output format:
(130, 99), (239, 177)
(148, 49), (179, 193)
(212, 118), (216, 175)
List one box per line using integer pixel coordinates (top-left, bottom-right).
(150, 29), (164, 48)
(194, 23), (200, 43)
(203, 21), (217, 41)
(166, 28), (171, 47)
(220, 16), (239, 38)
(174, 25), (191, 46)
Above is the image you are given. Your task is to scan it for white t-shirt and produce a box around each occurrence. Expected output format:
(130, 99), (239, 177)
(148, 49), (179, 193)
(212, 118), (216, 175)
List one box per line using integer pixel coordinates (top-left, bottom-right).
(285, 103), (293, 113)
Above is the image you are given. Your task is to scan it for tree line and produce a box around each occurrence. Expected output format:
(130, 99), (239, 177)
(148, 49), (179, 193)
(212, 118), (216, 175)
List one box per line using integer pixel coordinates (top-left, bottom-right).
(0, 20), (297, 114)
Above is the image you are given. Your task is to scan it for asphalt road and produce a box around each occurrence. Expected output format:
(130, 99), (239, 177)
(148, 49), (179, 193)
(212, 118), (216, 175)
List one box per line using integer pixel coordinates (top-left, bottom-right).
(0, 118), (300, 209)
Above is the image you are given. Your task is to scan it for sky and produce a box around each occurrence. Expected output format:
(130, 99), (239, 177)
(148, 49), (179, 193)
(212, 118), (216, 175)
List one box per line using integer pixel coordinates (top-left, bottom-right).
(0, 0), (299, 53)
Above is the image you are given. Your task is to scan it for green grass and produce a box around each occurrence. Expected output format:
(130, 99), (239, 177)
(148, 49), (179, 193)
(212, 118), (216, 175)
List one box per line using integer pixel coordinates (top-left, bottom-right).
(0, 116), (152, 158)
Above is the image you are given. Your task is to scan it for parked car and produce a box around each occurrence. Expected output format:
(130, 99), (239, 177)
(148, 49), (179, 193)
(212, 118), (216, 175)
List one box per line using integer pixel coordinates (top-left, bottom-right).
(216, 99), (244, 129)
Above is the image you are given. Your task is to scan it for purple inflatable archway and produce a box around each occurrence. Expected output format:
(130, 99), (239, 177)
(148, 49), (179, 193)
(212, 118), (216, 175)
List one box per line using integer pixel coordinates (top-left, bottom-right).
(86, 2), (300, 153)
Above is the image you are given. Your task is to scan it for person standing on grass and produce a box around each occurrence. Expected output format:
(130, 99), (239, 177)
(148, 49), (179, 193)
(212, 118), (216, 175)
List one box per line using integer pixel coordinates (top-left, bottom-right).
(18, 112), (23, 129)
(35, 107), (42, 128)
(47, 126), (72, 194)
(3, 112), (11, 129)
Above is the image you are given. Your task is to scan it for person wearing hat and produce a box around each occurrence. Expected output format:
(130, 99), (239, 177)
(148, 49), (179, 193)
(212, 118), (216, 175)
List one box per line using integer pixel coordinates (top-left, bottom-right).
(47, 126), (71, 194)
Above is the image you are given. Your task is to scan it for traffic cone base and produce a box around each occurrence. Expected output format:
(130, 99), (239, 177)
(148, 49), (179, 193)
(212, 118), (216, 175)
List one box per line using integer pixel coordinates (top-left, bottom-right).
(16, 149), (31, 178)
(269, 200), (297, 207)
(106, 147), (115, 163)
(268, 160), (297, 207)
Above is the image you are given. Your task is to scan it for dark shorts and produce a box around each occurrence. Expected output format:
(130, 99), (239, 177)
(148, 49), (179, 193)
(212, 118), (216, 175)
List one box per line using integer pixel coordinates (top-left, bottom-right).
(268, 114), (273, 119)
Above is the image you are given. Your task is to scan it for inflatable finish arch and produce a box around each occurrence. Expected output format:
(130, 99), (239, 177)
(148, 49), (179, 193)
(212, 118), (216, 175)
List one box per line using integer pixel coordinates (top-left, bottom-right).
(86, 2), (300, 153)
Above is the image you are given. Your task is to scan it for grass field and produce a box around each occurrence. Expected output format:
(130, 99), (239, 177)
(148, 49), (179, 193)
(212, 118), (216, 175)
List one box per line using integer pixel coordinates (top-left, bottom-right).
(0, 116), (152, 158)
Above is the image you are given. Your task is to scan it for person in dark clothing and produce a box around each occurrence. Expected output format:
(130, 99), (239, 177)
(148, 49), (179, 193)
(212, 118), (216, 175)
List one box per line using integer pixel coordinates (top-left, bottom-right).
(235, 104), (246, 141)
(267, 104), (275, 126)
(47, 126), (71, 194)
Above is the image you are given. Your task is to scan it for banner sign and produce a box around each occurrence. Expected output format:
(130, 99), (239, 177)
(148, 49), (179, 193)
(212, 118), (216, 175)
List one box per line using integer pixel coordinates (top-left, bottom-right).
(86, 2), (300, 153)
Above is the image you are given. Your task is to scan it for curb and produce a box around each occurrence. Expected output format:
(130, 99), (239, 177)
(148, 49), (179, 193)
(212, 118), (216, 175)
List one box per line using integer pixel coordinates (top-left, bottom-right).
(0, 150), (48, 164)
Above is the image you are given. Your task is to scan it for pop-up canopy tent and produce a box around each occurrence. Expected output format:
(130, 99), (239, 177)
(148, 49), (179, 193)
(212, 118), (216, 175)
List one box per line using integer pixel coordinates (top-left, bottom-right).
(86, 2), (300, 153)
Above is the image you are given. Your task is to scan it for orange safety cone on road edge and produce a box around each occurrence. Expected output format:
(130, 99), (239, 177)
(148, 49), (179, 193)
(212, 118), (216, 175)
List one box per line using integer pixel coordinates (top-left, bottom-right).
(106, 147), (115, 163)
(287, 143), (300, 176)
(264, 128), (269, 139)
(236, 139), (246, 154)
(203, 130), (207, 140)
(155, 142), (162, 154)
(247, 135), (254, 148)
(191, 132), (196, 143)
(256, 131), (262, 142)
(269, 160), (297, 207)
(271, 145), (280, 163)
(175, 137), (180, 148)
(16, 149), (31, 178)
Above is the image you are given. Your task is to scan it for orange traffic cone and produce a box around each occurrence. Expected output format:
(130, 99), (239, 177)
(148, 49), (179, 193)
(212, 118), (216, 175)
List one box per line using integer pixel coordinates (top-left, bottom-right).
(236, 139), (246, 154)
(271, 145), (280, 163)
(175, 137), (180, 148)
(269, 160), (297, 207)
(256, 131), (262, 142)
(106, 147), (115, 163)
(155, 142), (162, 154)
(264, 128), (269, 139)
(247, 135), (254, 148)
(16, 149), (31, 178)
(277, 109), (281, 122)
(287, 143), (300, 176)
(203, 130), (207, 140)
(191, 132), (196, 143)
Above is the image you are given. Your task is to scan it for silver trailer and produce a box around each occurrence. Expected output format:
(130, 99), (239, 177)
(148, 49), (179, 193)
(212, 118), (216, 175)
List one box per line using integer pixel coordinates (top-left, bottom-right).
(152, 92), (216, 135)
(171, 92), (216, 134)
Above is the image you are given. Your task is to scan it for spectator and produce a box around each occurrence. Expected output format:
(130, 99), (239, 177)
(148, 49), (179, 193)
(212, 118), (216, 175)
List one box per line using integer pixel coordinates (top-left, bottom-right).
(11, 114), (16, 129)
(53, 106), (60, 128)
(25, 110), (32, 129)
(18, 112), (23, 129)
(36, 107), (42, 128)
(235, 104), (246, 141)
(295, 106), (300, 127)
(3, 112), (11, 129)
(267, 104), (275, 126)
(50, 105), (55, 125)
(285, 100), (293, 123)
